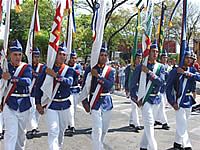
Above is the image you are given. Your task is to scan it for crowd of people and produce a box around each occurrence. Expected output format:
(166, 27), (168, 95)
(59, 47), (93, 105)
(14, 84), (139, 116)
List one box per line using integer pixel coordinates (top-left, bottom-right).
(0, 39), (200, 150)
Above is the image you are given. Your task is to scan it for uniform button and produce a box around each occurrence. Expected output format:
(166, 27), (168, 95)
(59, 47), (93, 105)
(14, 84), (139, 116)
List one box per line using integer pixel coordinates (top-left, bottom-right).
(58, 91), (60, 93)
(12, 70), (15, 73)
(15, 90), (18, 93)
(59, 95), (61, 98)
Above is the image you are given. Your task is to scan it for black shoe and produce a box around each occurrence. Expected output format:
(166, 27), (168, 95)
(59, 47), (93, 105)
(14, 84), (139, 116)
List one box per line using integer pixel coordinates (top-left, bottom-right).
(32, 129), (40, 135)
(129, 124), (136, 128)
(173, 142), (184, 150)
(184, 147), (192, 150)
(162, 123), (170, 130)
(140, 148), (147, 150)
(154, 121), (162, 126)
(135, 126), (144, 130)
(26, 131), (34, 139)
(65, 127), (75, 137)
(0, 133), (3, 140)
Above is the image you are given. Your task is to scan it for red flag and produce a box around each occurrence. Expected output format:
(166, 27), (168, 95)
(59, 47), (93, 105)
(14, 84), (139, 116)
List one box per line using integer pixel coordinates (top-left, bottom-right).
(0, 0), (2, 23)
(41, 1), (64, 100)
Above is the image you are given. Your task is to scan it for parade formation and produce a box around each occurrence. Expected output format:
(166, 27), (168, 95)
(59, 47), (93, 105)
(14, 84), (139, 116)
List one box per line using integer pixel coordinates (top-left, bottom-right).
(0, 0), (200, 150)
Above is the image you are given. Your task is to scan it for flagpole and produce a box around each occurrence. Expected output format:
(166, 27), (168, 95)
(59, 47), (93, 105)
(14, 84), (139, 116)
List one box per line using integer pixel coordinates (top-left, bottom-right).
(32, 0), (38, 65)
(179, 0), (187, 66)
(158, 1), (166, 56)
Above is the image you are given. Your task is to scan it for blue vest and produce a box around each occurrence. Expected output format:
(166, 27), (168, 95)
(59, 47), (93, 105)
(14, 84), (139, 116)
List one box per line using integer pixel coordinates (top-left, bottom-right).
(83, 65), (115, 111)
(1, 62), (32, 112)
(31, 63), (44, 97)
(166, 66), (200, 108)
(131, 63), (165, 104)
(35, 64), (74, 110)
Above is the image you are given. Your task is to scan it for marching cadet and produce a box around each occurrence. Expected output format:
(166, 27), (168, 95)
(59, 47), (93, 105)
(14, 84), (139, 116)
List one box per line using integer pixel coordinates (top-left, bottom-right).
(131, 41), (165, 150)
(126, 49), (143, 132)
(66, 50), (82, 136)
(82, 43), (115, 150)
(154, 50), (170, 130)
(27, 47), (44, 138)
(35, 43), (74, 150)
(166, 47), (200, 150)
(0, 40), (32, 150)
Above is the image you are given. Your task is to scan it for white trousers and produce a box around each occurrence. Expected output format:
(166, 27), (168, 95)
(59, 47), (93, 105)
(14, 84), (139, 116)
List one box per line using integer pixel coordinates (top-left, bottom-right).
(3, 104), (30, 150)
(155, 93), (168, 124)
(46, 108), (69, 150)
(68, 93), (78, 128)
(28, 97), (40, 130)
(175, 107), (192, 148)
(140, 102), (159, 150)
(91, 109), (112, 150)
(0, 112), (3, 133)
(129, 100), (140, 126)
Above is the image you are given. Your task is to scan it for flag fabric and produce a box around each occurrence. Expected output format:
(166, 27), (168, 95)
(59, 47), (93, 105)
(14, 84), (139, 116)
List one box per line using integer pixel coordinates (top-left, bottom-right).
(65, 0), (76, 62)
(158, 2), (166, 54)
(90, 0), (106, 68)
(179, 0), (187, 67)
(77, 0), (107, 103)
(41, 0), (64, 100)
(13, 0), (22, 13)
(25, 0), (40, 65)
(168, 0), (181, 27)
(137, 0), (154, 102)
(0, 0), (2, 23)
(0, 0), (11, 104)
(131, 0), (142, 67)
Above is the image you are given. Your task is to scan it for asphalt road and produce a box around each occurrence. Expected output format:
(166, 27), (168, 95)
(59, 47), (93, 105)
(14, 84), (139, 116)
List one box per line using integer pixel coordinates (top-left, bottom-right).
(0, 93), (200, 150)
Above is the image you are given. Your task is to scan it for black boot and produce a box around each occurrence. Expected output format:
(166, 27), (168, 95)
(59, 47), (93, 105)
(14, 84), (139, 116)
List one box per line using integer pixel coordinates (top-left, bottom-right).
(140, 148), (147, 150)
(173, 142), (184, 150)
(184, 147), (192, 150)
(162, 123), (170, 130)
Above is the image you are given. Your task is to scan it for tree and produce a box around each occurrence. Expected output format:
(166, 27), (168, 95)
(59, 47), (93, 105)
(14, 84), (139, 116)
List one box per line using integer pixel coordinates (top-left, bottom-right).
(9, 0), (55, 61)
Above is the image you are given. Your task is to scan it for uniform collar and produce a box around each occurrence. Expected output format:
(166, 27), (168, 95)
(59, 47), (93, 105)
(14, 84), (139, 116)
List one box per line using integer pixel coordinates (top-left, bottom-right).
(97, 64), (105, 68)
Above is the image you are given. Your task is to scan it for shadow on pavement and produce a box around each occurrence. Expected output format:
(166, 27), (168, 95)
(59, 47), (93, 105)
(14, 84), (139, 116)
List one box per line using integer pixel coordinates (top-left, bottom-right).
(108, 126), (140, 133)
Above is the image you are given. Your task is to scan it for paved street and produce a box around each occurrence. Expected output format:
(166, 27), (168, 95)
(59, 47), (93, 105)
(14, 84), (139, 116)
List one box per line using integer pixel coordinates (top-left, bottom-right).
(0, 93), (200, 150)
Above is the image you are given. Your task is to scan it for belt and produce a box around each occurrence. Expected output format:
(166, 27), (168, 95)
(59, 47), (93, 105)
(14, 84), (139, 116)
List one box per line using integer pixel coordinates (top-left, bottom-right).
(149, 94), (158, 97)
(71, 85), (81, 88)
(52, 97), (69, 102)
(185, 92), (192, 96)
(100, 93), (110, 96)
(11, 94), (30, 97)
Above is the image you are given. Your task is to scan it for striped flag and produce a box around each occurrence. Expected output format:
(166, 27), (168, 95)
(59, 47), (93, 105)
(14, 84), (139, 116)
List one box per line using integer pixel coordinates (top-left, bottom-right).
(157, 2), (166, 54)
(41, 0), (64, 99)
(65, 0), (76, 62)
(131, 0), (143, 67)
(0, 0), (11, 104)
(25, 0), (40, 65)
(168, 0), (181, 27)
(90, 0), (106, 68)
(179, 0), (187, 66)
(138, 0), (154, 101)
(77, 0), (107, 103)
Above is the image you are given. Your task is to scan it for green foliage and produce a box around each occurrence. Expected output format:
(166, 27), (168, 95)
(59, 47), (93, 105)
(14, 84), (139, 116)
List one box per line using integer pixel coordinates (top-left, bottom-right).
(9, 0), (54, 59)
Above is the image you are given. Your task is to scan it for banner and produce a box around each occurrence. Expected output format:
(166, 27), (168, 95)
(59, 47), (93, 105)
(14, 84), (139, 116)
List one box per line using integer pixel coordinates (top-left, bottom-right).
(41, 0), (64, 99)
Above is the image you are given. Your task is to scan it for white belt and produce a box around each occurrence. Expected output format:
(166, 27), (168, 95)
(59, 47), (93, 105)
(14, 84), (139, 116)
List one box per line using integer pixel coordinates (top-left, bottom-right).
(71, 86), (81, 88)
(11, 93), (30, 97)
(185, 92), (192, 96)
(52, 97), (69, 102)
(100, 93), (111, 96)
(149, 94), (158, 96)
